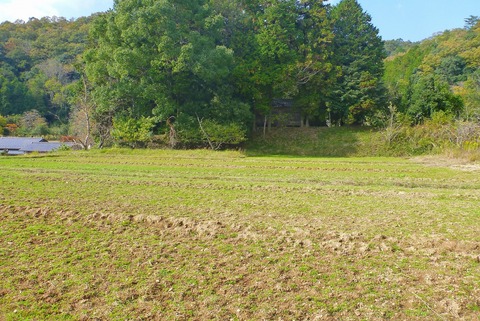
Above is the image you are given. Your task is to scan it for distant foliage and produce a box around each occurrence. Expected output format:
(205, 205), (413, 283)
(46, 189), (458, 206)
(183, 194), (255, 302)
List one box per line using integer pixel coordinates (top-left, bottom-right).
(0, 16), (92, 127)
(384, 21), (480, 123)
(1, 1), (479, 155)
(384, 39), (416, 57)
(18, 109), (49, 136)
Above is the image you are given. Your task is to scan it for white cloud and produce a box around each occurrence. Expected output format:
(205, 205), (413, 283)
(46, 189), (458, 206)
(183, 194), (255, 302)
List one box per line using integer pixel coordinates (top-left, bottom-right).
(0, 0), (61, 22)
(0, 0), (112, 23)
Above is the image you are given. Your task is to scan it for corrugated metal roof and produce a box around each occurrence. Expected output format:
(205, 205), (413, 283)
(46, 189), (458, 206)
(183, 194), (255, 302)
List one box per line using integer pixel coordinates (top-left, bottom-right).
(0, 137), (46, 150)
(0, 137), (75, 154)
(20, 142), (65, 153)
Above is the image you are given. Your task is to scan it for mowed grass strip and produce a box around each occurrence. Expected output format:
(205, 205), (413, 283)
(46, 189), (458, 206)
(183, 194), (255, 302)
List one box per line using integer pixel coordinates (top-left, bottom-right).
(0, 149), (479, 320)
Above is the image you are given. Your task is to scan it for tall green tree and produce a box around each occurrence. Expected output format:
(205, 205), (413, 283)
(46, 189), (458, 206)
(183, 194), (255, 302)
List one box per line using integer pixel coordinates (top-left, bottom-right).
(330, 0), (386, 125)
(249, 0), (300, 123)
(294, 0), (336, 126)
(85, 0), (251, 143)
(408, 73), (463, 122)
(242, 0), (335, 127)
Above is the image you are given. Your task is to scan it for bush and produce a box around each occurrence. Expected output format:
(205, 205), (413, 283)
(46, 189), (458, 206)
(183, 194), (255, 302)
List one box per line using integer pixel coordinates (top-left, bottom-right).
(379, 111), (480, 156)
(199, 120), (247, 150)
(175, 115), (247, 149)
(147, 135), (169, 149)
(111, 116), (155, 148)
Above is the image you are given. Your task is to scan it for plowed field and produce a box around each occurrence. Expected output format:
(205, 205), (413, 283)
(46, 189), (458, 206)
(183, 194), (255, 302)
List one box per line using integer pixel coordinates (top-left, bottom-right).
(0, 150), (479, 320)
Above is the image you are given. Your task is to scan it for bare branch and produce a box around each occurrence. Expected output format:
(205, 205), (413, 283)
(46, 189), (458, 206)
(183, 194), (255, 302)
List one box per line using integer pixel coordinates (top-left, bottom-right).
(196, 114), (215, 150)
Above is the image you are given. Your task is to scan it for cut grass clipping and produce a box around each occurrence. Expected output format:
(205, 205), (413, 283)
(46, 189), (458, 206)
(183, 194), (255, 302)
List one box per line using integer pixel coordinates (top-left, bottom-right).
(0, 149), (479, 320)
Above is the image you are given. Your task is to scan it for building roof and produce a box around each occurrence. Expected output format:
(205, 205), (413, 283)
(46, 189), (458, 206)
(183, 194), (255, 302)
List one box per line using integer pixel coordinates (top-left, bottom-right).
(0, 137), (73, 154)
(20, 142), (67, 153)
(0, 137), (47, 150)
(5, 150), (26, 155)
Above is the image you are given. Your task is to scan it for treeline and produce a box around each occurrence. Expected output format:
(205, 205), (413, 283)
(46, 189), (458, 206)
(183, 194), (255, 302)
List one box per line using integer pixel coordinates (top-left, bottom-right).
(380, 17), (480, 157)
(0, 0), (479, 151)
(84, 0), (387, 148)
(0, 16), (94, 136)
(1, 0), (387, 148)
(384, 16), (480, 122)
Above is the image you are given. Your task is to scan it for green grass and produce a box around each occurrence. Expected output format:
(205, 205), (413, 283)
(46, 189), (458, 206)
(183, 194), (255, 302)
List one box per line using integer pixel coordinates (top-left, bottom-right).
(0, 149), (479, 320)
(246, 126), (384, 157)
(246, 126), (480, 160)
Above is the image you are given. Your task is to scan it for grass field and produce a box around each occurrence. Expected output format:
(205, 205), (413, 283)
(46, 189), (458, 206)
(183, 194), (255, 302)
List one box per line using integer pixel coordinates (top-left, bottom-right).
(0, 149), (479, 320)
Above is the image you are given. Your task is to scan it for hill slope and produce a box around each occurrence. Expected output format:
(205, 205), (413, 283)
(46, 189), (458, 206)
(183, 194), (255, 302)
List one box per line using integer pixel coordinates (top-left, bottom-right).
(384, 22), (480, 120)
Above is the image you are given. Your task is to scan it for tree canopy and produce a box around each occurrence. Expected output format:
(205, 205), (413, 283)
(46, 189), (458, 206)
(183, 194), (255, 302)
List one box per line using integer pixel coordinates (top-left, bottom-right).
(329, 0), (386, 125)
(1, 0), (478, 148)
(384, 19), (480, 122)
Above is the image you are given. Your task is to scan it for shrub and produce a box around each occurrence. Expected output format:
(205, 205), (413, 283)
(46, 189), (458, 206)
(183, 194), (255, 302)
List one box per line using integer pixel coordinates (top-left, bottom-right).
(0, 115), (6, 128)
(175, 115), (247, 149)
(380, 111), (480, 156)
(199, 120), (247, 150)
(111, 116), (155, 148)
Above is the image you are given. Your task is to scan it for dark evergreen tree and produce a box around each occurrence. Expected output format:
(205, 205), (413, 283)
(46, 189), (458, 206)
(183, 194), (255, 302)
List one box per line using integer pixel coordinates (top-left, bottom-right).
(0, 66), (34, 115)
(85, 0), (252, 142)
(464, 15), (479, 30)
(329, 0), (387, 125)
(294, 0), (336, 126)
(435, 55), (467, 85)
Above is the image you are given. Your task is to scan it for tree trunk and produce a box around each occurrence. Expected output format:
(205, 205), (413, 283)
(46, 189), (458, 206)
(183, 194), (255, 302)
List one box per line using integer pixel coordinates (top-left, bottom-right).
(82, 77), (91, 150)
(263, 115), (267, 138)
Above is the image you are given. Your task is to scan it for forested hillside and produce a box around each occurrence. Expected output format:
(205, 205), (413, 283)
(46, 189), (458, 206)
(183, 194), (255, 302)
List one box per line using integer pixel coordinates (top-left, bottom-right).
(384, 16), (480, 121)
(0, 1), (479, 152)
(0, 16), (94, 136)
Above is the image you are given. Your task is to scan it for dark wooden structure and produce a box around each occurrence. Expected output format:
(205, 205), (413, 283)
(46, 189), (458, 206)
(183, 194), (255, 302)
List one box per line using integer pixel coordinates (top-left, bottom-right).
(255, 99), (302, 129)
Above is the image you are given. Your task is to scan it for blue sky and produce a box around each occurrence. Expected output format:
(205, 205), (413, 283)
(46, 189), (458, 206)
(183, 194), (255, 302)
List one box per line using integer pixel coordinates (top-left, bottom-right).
(0, 0), (478, 42)
(329, 0), (480, 41)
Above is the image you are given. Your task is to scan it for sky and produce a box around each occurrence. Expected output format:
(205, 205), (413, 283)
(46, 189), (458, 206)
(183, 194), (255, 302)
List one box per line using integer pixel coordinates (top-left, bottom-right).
(0, 0), (112, 23)
(0, 0), (478, 42)
(329, 0), (480, 42)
